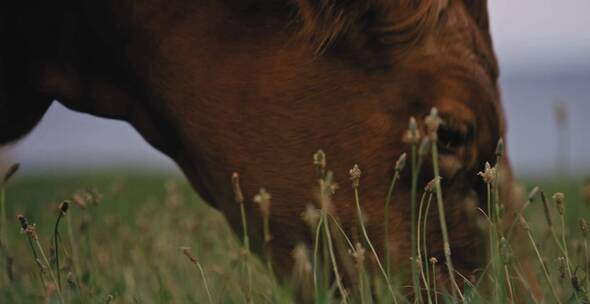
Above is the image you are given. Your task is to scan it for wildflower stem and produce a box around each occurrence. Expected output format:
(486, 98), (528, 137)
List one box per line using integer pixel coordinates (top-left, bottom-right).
(353, 187), (397, 303)
(53, 210), (65, 289)
(417, 191), (433, 304)
(523, 222), (561, 304)
(263, 215), (272, 273)
(410, 143), (421, 302)
(384, 161), (402, 279)
(431, 143), (463, 300)
(34, 234), (64, 303)
(312, 215), (324, 301)
(27, 234), (47, 289)
(65, 213), (82, 290)
(504, 265), (515, 304)
(322, 215), (349, 304)
(238, 202), (253, 302)
(584, 237), (590, 300)
(195, 261), (213, 302)
(328, 214), (355, 251)
(422, 194), (433, 283)
(431, 260), (438, 304)
(559, 214), (573, 279)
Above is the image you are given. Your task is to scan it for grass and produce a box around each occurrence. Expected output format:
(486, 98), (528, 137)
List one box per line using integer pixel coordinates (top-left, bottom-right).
(0, 173), (277, 303)
(0, 170), (588, 303)
(0, 111), (589, 303)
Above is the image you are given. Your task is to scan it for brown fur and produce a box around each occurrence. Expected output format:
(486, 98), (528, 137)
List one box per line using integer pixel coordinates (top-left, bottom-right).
(1, 0), (539, 300)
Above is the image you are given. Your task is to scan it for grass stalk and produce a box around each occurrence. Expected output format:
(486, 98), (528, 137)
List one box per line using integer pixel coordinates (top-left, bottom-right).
(504, 264), (515, 304)
(430, 258), (438, 304)
(35, 231), (65, 303)
(417, 190), (433, 303)
(0, 164), (18, 280)
(29, 233), (48, 289)
(53, 201), (69, 289)
(231, 173), (253, 303)
(312, 215), (324, 301)
(384, 153), (405, 279)
(581, 218), (590, 299)
(410, 134), (421, 302)
(238, 202), (253, 302)
(328, 214), (355, 252)
(18, 214), (63, 302)
(182, 247), (214, 304)
(520, 215), (561, 304)
(421, 193), (433, 283)
(431, 144), (463, 300)
(322, 215), (349, 303)
(65, 213), (82, 288)
(350, 166), (397, 303)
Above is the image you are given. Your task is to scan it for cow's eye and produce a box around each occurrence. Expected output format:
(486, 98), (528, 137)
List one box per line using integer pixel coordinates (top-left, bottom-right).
(437, 121), (474, 154)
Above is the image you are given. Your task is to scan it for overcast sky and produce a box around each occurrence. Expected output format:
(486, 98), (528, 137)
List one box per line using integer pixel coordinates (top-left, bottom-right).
(2, 1), (589, 177)
(489, 0), (590, 75)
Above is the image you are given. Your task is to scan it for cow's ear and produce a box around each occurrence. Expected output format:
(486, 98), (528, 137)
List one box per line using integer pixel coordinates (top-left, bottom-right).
(293, 0), (445, 65)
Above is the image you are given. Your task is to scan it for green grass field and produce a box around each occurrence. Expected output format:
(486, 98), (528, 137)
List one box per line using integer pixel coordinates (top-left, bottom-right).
(0, 173), (279, 303)
(0, 172), (589, 303)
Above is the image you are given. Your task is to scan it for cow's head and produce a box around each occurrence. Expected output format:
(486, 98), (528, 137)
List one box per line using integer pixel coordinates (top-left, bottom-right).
(1, 0), (512, 289)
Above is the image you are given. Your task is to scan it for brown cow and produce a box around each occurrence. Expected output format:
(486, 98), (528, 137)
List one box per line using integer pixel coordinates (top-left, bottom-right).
(1, 0), (539, 301)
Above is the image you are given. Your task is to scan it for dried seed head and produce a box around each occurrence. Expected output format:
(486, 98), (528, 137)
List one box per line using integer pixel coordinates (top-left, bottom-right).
(181, 246), (198, 264)
(495, 138), (504, 159)
(301, 204), (321, 230)
(17, 214), (28, 230)
(527, 186), (540, 202)
(253, 187), (272, 217)
(552, 192), (565, 215)
(313, 149), (327, 178)
(292, 243), (312, 275)
(329, 181), (339, 195)
(425, 108), (442, 142)
(72, 193), (87, 209)
(429, 257), (438, 265)
(556, 256), (566, 280)
(317, 171), (336, 213)
(425, 176), (442, 193)
(231, 172), (244, 205)
(394, 153), (407, 172)
(349, 164), (361, 189)
(403, 117), (421, 145)
(2, 163), (19, 184)
(86, 188), (102, 206)
(580, 218), (588, 237)
(350, 242), (366, 265)
(477, 162), (497, 184)
(17, 215), (37, 240)
(59, 200), (70, 214)
(418, 138), (431, 158)
(499, 237), (512, 265)
(415, 256), (423, 267)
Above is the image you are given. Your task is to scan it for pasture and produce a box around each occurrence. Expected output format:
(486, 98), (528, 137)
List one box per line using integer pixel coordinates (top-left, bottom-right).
(0, 166), (589, 303)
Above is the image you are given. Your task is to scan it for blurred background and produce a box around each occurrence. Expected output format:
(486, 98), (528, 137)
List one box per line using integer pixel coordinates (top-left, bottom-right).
(1, 0), (589, 178)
